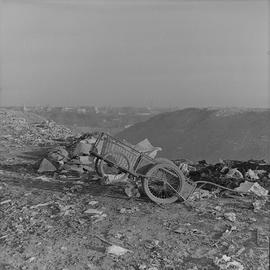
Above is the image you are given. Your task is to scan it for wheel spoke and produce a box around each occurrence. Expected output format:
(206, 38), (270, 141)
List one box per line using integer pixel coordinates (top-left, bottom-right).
(143, 163), (183, 204)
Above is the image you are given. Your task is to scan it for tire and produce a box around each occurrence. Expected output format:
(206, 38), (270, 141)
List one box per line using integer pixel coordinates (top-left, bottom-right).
(99, 152), (130, 177)
(142, 163), (184, 204)
(94, 158), (103, 177)
(155, 157), (176, 166)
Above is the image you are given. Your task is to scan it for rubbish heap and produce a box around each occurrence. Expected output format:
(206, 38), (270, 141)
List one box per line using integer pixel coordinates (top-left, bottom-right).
(0, 109), (73, 146)
(37, 133), (97, 175)
(175, 159), (270, 197)
(37, 131), (270, 201)
(37, 133), (162, 180)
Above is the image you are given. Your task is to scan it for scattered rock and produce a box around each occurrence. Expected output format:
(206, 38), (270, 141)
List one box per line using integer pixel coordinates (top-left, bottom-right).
(107, 245), (131, 256)
(69, 185), (83, 193)
(235, 181), (268, 197)
(30, 201), (52, 209)
(253, 199), (266, 212)
(124, 183), (141, 198)
(0, 199), (12, 205)
(35, 175), (54, 182)
(119, 207), (139, 214)
(84, 209), (103, 215)
(225, 168), (243, 179)
(73, 142), (93, 156)
(224, 212), (236, 222)
(78, 156), (94, 165)
(38, 158), (57, 173)
(189, 190), (212, 200)
(48, 146), (69, 164)
(245, 169), (259, 181)
(27, 257), (36, 263)
(174, 227), (186, 234)
(88, 201), (99, 206)
(214, 255), (244, 270)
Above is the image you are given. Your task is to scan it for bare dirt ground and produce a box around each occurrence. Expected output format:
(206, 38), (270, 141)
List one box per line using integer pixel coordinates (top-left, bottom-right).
(0, 109), (269, 270)
(0, 144), (269, 270)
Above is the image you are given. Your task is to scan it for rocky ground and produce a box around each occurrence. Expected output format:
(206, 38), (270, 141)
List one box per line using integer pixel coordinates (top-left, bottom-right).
(0, 109), (269, 270)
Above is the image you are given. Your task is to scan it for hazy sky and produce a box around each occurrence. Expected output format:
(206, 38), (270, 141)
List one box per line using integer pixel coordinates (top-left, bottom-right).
(1, 0), (269, 107)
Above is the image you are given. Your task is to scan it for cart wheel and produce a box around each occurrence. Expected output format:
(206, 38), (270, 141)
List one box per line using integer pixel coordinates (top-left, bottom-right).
(99, 152), (130, 177)
(142, 163), (184, 204)
(94, 158), (103, 177)
(155, 157), (176, 166)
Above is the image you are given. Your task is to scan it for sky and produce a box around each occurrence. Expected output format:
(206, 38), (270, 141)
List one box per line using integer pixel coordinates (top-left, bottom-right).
(0, 0), (269, 108)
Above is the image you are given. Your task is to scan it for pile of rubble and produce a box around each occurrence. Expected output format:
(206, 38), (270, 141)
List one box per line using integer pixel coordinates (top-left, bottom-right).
(37, 133), (97, 175)
(36, 131), (270, 203)
(37, 133), (162, 177)
(0, 109), (73, 146)
(176, 159), (270, 198)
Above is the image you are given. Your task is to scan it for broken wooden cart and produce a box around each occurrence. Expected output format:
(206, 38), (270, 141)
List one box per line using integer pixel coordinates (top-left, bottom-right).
(90, 133), (196, 204)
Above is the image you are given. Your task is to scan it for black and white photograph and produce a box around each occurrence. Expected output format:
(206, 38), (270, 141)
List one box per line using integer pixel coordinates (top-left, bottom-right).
(0, 0), (269, 269)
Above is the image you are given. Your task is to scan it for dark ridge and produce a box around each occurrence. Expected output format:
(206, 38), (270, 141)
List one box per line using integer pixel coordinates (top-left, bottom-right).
(116, 108), (270, 163)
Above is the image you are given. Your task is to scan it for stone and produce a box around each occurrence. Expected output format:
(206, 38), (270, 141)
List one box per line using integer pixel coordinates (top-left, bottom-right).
(73, 142), (93, 156)
(224, 212), (236, 222)
(79, 156), (93, 165)
(107, 245), (130, 256)
(235, 181), (268, 197)
(84, 209), (103, 215)
(38, 158), (57, 173)
(88, 201), (99, 206)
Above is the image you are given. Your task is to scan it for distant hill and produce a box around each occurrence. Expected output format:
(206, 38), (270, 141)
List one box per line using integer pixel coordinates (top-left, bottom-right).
(117, 108), (270, 162)
(5, 106), (172, 134)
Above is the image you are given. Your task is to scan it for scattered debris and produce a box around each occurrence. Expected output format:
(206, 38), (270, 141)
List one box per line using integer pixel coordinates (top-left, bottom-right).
(84, 209), (103, 215)
(30, 201), (52, 209)
(38, 158), (57, 173)
(88, 201), (99, 206)
(235, 181), (268, 197)
(119, 207), (140, 214)
(35, 175), (54, 182)
(253, 199), (266, 212)
(221, 225), (237, 238)
(179, 159), (270, 194)
(174, 227), (186, 234)
(188, 189), (212, 201)
(69, 184), (83, 193)
(214, 255), (244, 270)
(225, 168), (243, 179)
(107, 245), (131, 256)
(124, 182), (141, 198)
(0, 199), (12, 205)
(27, 257), (36, 263)
(48, 146), (69, 165)
(147, 267), (159, 270)
(223, 212), (236, 222)
(245, 169), (259, 181)
(103, 173), (129, 184)
(73, 141), (93, 156)
(84, 208), (106, 223)
(0, 109), (72, 147)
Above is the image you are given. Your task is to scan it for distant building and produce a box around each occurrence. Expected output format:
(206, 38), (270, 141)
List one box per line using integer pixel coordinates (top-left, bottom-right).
(77, 108), (87, 114)
(62, 107), (73, 112)
(136, 112), (151, 116)
(124, 124), (133, 129)
(94, 106), (100, 114)
(23, 105), (30, 112)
